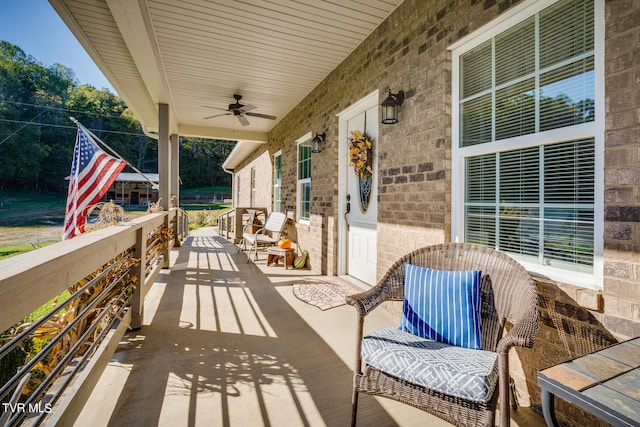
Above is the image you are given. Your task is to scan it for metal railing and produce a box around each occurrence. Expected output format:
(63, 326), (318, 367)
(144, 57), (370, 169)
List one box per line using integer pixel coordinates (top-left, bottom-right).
(0, 209), (188, 426)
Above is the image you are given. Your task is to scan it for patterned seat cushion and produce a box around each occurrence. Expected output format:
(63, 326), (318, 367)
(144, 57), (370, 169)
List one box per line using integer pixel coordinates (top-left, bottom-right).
(361, 327), (499, 403)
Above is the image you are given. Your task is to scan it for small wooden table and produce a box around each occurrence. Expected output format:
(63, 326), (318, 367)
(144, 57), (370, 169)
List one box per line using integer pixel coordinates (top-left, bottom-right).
(267, 247), (295, 269)
(537, 337), (640, 427)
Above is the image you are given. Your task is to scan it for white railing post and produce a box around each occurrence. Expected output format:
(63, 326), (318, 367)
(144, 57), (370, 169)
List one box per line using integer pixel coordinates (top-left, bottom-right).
(220, 210), (226, 237)
(131, 224), (147, 330)
(162, 213), (171, 268)
(234, 208), (244, 243)
(218, 211), (232, 239)
(173, 208), (183, 247)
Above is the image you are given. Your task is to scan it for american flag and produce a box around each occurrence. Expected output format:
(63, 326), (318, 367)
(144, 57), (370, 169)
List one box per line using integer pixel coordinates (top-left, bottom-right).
(63, 126), (127, 240)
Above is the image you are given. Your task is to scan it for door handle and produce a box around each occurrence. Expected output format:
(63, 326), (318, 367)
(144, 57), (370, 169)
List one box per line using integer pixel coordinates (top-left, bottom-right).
(344, 194), (350, 231)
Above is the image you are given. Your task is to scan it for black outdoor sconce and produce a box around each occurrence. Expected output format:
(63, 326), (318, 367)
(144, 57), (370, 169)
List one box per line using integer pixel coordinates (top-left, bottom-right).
(381, 90), (405, 124)
(311, 132), (325, 153)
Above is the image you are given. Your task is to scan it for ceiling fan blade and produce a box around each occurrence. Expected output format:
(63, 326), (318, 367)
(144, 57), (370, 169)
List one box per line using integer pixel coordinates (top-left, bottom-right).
(237, 114), (250, 126)
(202, 105), (229, 111)
(203, 112), (231, 119)
(245, 112), (277, 120)
(204, 95), (273, 124)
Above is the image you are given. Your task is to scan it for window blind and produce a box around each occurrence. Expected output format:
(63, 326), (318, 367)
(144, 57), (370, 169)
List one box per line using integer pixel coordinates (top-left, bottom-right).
(465, 138), (595, 272)
(297, 140), (311, 221)
(298, 142), (311, 180)
(543, 139), (595, 268)
(459, 0), (594, 147)
(460, 0), (596, 274)
(274, 154), (282, 212)
(539, 0), (594, 70)
(300, 182), (311, 221)
(495, 18), (535, 86)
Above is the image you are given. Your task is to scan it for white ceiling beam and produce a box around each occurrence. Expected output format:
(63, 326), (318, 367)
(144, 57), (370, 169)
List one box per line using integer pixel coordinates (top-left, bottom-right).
(106, 0), (178, 134)
(177, 124), (268, 143)
(49, 0), (158, 132)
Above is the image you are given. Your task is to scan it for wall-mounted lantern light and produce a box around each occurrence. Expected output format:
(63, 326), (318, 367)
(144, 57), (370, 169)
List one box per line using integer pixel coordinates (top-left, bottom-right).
(381, 90), (405, 124)
(311, 132), (326, 153)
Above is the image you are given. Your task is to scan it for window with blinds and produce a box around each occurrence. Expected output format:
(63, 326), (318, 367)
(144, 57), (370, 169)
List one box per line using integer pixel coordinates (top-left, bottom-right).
(297, 139), (311, 222)
(465, 139), (594, 272)
(460, 0), (594, 147)
(273, 153), (282, 212)
(457, 0), (597, 275)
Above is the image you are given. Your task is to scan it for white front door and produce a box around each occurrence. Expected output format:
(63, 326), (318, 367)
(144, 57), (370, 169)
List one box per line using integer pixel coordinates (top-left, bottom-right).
(338, 92), (378, 286)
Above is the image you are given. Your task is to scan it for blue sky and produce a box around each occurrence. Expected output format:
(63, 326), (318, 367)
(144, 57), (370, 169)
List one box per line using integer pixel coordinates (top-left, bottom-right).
(0, 0), (115, 92)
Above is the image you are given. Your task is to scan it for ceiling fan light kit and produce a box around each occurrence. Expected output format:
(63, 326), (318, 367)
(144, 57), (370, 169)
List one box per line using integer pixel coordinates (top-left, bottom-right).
(203, 94), (276, 126)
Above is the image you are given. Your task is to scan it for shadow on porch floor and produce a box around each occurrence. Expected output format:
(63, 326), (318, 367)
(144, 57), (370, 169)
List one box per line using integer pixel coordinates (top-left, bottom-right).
(75, 227), (545, 426)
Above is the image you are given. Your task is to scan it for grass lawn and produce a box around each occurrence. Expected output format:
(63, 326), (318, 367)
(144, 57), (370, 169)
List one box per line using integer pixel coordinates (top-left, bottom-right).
(180, 186), (231, 195)
(0, 191), (66, 227)
(0, 189), (232, 256)
(0, 243), (56, 260)
(182, 202), (232, 229)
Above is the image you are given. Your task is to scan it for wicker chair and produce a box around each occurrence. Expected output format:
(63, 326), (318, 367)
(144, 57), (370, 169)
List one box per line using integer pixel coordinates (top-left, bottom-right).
(346, 243), (539, 427)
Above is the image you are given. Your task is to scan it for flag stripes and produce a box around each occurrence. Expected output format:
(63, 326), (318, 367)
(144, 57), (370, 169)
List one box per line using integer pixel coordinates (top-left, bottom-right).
(63, 127), (127, 240)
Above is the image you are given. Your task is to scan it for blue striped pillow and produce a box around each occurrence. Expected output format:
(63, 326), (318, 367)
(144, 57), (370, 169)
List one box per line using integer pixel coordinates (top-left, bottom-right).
(399, 264), (483, 349)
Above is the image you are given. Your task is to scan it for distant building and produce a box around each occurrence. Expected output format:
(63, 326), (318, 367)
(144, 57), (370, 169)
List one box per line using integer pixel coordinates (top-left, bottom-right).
(105, 172), (159, 206)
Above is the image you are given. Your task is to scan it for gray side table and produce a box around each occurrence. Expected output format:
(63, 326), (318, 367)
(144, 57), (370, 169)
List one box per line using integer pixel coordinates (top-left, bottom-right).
(538, 337), (640, 427)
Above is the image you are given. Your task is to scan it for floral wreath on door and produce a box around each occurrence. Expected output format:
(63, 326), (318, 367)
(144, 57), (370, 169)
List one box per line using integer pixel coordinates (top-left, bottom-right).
(348, 129), (374, 212)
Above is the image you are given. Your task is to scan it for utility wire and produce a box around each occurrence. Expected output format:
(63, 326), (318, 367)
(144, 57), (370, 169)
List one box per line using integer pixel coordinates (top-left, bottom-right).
(0, 99), (237, 147)
(0, 116), (237, 143)
(0, 98), (147, 144)
(0, 111), (45, 146)
(0, 117), (149, 138)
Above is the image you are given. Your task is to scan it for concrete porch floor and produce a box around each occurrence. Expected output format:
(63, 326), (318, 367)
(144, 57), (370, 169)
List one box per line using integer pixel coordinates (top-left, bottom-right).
(75, 227), (546, 427)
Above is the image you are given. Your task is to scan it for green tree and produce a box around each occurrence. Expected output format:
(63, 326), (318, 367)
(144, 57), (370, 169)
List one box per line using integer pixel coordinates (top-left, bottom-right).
(1, 40), (234, 194)
(179, 138), (233, 188)
(0, 42), (52, 189)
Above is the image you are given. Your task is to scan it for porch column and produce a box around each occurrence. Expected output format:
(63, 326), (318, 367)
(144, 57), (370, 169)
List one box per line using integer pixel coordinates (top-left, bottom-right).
(158, 103), (170, 210)
(170, 133), (179, 207)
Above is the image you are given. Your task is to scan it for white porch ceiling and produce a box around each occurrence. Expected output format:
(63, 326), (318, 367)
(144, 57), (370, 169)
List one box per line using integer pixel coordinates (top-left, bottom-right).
(49, 0), (404, 143)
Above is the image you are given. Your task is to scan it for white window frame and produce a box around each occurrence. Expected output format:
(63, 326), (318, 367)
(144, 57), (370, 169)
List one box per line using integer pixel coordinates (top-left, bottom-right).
(296, 132), (312, 224)
(273, 150), (283, 213)
(450, 0), (604, 289)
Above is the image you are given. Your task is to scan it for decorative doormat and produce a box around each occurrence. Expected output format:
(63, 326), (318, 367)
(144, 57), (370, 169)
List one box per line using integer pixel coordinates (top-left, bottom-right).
(292, 279), (357, 311)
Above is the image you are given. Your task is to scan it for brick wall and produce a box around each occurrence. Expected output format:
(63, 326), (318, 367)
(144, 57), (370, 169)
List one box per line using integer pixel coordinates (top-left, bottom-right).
(236, 0), (468, 273)
(232, 0), (640, 423)
(233, 150), (272, 209)
(602, 0), (640, 335)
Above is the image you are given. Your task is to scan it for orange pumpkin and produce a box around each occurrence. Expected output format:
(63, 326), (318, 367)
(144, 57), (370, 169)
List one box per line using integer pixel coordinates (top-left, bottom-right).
(278, 238), (291, 249)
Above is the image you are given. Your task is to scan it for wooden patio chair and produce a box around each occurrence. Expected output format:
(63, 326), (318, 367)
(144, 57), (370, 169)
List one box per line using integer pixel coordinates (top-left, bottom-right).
(237, 211), (287, 261)
(346, 243), (539, 427)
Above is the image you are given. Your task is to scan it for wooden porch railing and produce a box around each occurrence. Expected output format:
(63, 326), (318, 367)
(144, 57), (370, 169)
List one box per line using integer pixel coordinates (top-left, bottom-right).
(217, 207), (267, 243)
(0, 208), (188, 427)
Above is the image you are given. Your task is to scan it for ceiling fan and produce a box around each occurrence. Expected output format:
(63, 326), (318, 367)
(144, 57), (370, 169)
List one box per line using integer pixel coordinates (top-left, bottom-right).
(203, 94), (277, 126)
